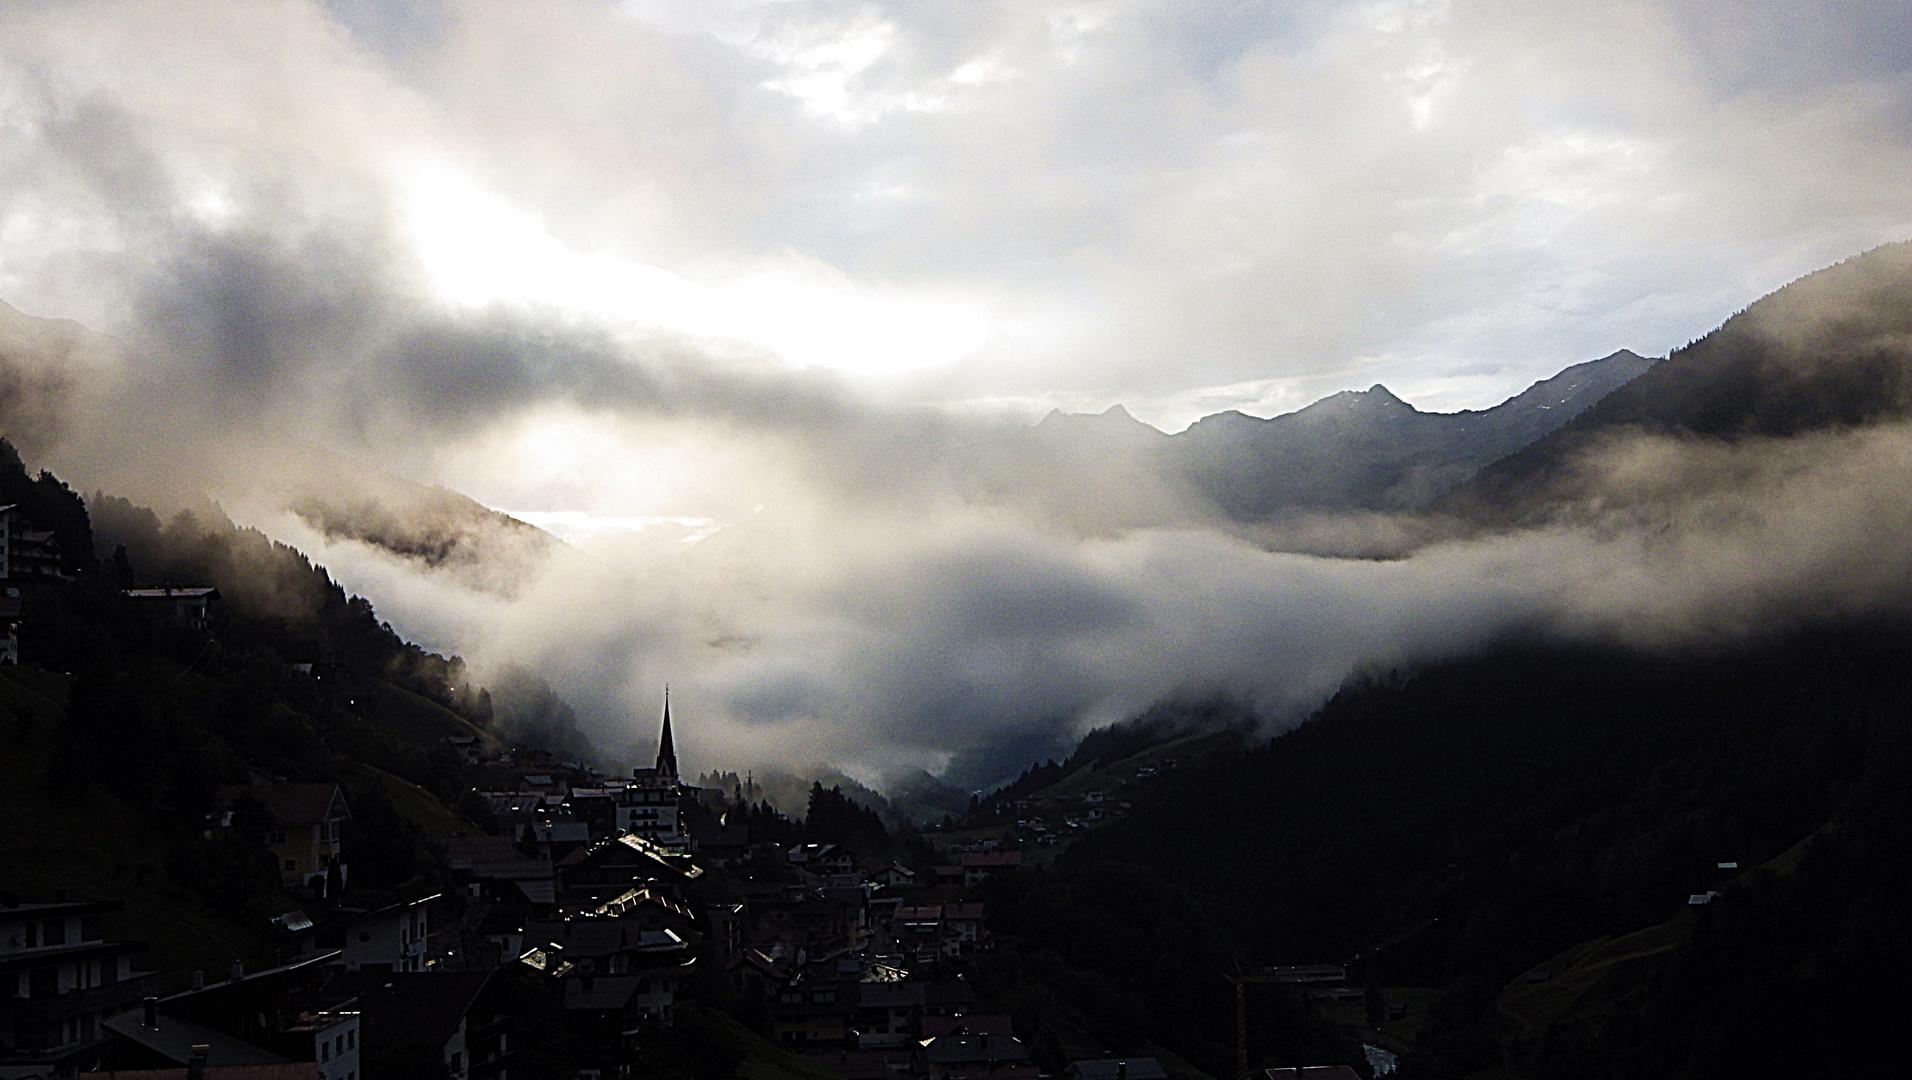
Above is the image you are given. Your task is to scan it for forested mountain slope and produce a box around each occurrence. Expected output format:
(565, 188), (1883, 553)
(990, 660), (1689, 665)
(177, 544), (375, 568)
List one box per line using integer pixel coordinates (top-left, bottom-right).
(1454, 241), (1912, 518)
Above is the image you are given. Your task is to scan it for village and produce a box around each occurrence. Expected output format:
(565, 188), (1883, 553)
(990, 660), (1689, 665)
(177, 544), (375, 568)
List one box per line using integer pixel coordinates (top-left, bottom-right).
(0, 690), (1375, 1080)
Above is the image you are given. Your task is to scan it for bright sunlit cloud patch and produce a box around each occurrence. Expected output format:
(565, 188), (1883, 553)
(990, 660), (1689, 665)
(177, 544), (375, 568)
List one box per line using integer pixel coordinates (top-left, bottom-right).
(394, 159), (992, 376)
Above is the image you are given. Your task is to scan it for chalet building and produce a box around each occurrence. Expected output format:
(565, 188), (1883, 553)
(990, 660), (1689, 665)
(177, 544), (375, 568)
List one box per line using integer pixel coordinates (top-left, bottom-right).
(0, 898), (153, 1077)
(846, 982), (979, 1051)
(517, 917), (693, 1076)
(957, 852), (1020, 889)
(914, 1032), (1033, 1080)
(101, 952), (356, 1080)
(771, 980), (854, 1045)
(0, 505), (65, 582)
(313, 896), (435, 974)
(214, 784), (349, 896)
(308, 971), (509, 1080)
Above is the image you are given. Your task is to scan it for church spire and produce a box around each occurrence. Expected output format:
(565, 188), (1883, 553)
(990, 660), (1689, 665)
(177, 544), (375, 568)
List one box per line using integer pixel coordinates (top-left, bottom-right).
(656, 687), (678, 780)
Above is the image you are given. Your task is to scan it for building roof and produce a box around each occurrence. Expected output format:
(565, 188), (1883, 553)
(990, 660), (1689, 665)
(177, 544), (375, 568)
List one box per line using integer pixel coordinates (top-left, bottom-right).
(441, 836), (555, 880)
(88, 1066), (321, 1079)
(942, 903), (985, 921)
(920, 1034), (1029, 1065)
(216, 783), (348, 827)
(857, 982), (926, 1009)
(921, 1015), (1013, 1038)
(562, 972), (679, 1011)
(923, 981), (978, 1007)
(103, 1011), (290, 1067)
(805, 1049), (899, 1080)
(0, 898), (124, 922)
(123, 587), (221, 600)
(317, 971), (493, 1049)
(1067, 1060), (1170, 1080)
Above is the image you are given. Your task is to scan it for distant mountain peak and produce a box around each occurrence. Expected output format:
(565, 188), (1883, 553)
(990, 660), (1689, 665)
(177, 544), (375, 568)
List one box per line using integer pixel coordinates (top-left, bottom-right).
(1036, 402), (1165, 436)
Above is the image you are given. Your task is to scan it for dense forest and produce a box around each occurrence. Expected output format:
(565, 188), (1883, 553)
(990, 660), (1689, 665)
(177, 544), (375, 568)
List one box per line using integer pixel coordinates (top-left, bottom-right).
(1050, 622), (1912, 1077)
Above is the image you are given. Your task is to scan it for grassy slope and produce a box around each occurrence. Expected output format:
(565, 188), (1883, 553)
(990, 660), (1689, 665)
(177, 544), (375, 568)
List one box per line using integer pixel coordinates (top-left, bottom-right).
(362, 678), (498, 750)
(0, 668), (263, 990)
(336, 758), (480, 838)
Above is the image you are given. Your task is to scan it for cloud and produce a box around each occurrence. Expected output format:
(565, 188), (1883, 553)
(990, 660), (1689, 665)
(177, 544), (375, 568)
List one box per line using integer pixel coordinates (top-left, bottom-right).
(2, 1), (1912, 787)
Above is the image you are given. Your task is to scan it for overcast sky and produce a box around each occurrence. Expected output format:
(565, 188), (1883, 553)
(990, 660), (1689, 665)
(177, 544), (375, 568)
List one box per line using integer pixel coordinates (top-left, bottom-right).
(7, 0), (1911, 427)
(4, 0), (1912, 783)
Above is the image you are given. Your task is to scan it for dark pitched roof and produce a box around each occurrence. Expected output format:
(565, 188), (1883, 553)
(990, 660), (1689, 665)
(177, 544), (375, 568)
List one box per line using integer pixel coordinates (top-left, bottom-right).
(921, 1035), (1029, 1065)
(89, 1067), (319, 1079)
(217, 783), (348, 826)
(921, 1015), (1013, 1038)
(102, 1011), (289, 1067)
(317, 971), (493, 1049)
(1067, 1060), (1170, 1080)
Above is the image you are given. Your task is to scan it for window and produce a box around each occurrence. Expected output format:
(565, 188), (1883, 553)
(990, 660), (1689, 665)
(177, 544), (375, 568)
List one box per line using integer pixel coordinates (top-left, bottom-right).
(450, 1051), (462, 1072)
(813, 991), (835, 1003)
(80, 916), (101, 941)
(285, 860), (297, 871)
(347, 1030), (356, 1050)
(269, 832), (287, 844)
(321, 1041), (330, 1061)
(41, 920), (65, 946)
(24, 922), (36, 947)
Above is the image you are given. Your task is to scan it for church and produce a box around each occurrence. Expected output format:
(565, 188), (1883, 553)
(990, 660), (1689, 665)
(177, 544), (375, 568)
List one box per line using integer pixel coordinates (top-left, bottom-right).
(620, 691), (687, 849)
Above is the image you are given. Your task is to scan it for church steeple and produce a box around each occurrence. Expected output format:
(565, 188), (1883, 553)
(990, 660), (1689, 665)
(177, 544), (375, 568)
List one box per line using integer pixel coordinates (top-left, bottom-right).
(655, 687), (678, 780)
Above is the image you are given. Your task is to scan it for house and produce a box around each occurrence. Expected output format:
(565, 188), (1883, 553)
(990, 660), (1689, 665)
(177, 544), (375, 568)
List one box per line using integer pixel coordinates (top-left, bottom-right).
(0, 505), (66, 581)
(440, 735), (481, 766)
(1066, 1061), (1170, 1080)
(0, 897), (154, 1077)
(806, 1047), (907, 1080)
(215, 783), (349, 895)
(121, 588), (222, 629)
(309, 971), (505, 1080)
(102, 952), (357, 1080)
(880, 865), (917, 889)
(920, 1016), (1013, 1038)
(589, 887), (700, 941)
(770, 981), (855, 1046)
(518, 921), (692, 1076)
(558, 834), (703, 903)
(313, 895), (436, 973)
(914, 1033), (1032, 1080)
(441, 835), (557, 910)
(941, 904), (986, 952)
(787, 844), (857, 876)
(957, 852), (1020, 888)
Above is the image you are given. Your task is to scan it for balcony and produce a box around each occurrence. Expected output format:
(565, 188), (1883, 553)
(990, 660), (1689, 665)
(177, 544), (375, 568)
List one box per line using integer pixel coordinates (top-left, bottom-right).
(2, 973), (155, 1023)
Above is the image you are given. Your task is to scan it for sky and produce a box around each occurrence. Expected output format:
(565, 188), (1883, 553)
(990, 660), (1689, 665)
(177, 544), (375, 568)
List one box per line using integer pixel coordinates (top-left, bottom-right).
(2, 0), (1912, 786)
